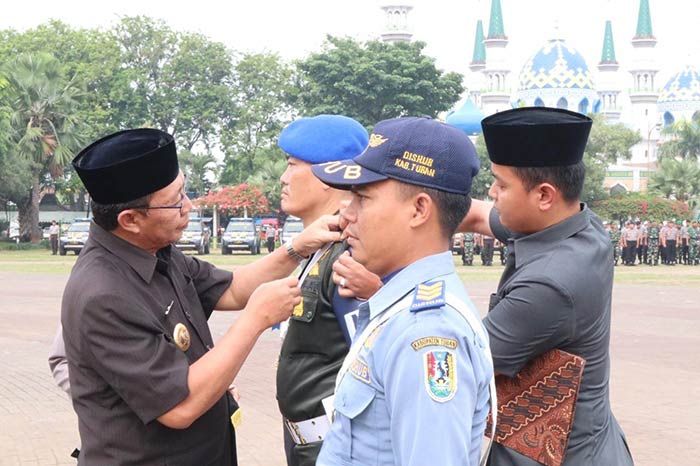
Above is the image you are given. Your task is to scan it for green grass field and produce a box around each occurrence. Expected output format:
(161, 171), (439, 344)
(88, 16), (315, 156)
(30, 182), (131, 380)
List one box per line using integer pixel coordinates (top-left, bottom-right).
(1, 248), (698, 285)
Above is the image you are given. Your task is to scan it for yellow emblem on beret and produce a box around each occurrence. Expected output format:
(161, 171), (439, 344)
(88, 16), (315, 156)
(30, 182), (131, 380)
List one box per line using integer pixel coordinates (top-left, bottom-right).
(368, 133), (388, 148)
(173, 323), (191, 351)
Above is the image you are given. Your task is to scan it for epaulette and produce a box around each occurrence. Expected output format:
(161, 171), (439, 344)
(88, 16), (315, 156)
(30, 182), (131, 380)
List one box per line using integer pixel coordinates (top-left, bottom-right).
(409, 280), (446, 313)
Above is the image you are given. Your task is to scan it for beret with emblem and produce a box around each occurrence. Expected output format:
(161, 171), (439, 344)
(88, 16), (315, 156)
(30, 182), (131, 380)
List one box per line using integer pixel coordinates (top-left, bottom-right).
(481, 107), (592, 167)
(278, 114), (369, 164)
(311, 116), (480, 195)
(72, 128), (179, 204)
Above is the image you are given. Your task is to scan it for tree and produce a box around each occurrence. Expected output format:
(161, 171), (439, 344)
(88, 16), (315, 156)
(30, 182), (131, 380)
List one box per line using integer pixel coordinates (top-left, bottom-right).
(649, 158), (700, 210)
(1, 53), (85, 241)
(592, 193), (690, 222)
(179, 149), (218, 199)
(110, 16), (235, 151)
(193, 184), (269, 218)
(220, 52), (296, 187)
(580, 115), (641, 203)
(470, 135), (493, 199)
(294, 36), (464, 127)
(246, 157), (287, 213)
(659, 114), (700, 161)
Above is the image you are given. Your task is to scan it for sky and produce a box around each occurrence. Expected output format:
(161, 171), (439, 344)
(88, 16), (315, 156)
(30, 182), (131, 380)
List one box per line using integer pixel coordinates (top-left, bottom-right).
(1, 0), (698, 90)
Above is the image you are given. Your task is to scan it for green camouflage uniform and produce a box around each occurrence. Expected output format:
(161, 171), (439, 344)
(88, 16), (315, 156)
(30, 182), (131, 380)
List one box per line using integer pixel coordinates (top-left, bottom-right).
(462, 233), (474, 266)
(689, 226), (698, 265)
(647, 226), (660, 266)
(609, 229), (622, 266)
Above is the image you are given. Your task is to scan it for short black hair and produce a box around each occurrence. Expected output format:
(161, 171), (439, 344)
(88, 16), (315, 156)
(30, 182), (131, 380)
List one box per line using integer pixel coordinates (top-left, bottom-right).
(511, 160), (585, 203)
(91, 195), (151, 231)
(397, 184), (471, 238)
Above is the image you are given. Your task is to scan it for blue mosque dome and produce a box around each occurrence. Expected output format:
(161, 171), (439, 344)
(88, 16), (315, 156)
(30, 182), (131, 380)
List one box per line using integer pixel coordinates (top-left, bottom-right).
(446, 98), (484, 135)
(514, 39), (600, 114)
(658, 65), (700, 122)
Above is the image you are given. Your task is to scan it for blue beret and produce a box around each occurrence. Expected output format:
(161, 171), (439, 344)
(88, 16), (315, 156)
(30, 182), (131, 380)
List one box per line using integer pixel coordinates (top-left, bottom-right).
(278, 115), (369, 164)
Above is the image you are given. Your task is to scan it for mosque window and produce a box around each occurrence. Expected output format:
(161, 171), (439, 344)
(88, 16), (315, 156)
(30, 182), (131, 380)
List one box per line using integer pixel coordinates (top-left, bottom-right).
(578, 98), (589, 114)
(663, 112), (675, 127)
(534, 97), (544, 107)
(557, 97), (568, 109)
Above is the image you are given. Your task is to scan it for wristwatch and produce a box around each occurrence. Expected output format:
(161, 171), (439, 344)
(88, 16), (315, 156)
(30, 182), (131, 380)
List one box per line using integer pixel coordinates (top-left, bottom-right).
(284, 240), (308, 263)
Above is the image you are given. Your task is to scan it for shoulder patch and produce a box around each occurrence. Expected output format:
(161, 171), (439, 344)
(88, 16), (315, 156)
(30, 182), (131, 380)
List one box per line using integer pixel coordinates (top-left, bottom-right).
(411, 336), (458, 351)
(424, 350), (457, 402)
(410, 280), (446, 313)
(349, 357), (371, 384)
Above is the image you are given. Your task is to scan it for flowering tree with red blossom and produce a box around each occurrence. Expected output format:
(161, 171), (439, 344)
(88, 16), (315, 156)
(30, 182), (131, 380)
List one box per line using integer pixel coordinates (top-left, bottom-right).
(193, 183), (269, 218)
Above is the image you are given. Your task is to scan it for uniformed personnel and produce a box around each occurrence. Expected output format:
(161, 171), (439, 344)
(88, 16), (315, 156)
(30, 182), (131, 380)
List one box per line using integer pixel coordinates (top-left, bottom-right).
(312, 116), (495, 466)
(275, 115), (381, 466)
(459, 107), (634, 465)
(62, 128), (340, 465)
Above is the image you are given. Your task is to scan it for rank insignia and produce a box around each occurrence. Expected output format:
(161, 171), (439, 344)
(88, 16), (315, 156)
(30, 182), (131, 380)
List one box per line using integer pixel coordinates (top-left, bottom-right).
(424, 350), (457, 402)
(173, 323), (191, 352)
(410, 281), (446, 312)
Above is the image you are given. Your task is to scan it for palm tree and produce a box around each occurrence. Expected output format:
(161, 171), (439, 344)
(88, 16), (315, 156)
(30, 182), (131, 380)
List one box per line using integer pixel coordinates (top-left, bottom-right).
(659, 114), (700, 161)
(649, 158), (700, 204)
(2, 53), (85, 241)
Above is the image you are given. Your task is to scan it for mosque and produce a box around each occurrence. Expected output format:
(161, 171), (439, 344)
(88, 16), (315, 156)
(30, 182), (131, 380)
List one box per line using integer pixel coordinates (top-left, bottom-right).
(378, 0), (700, 194)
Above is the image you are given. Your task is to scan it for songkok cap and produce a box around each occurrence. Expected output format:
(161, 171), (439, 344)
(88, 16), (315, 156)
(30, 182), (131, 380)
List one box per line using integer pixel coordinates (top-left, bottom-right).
(278, 115), (369, 164)
(481, 107), (592, 167)
(72, 128), (179, 204)
(311, 117), (479, 195)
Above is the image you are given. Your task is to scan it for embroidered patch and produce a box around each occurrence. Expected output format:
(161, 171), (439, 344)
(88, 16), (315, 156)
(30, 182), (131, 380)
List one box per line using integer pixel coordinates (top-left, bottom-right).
(368, 133), (388, 147)
(410, 281), (446, 312)
(292, 298), (304, 317)
(349, 357), (371, 384)
(411, 336), (458, 351)
(424, 350), (457, 402)
(309, 263), (320, 277)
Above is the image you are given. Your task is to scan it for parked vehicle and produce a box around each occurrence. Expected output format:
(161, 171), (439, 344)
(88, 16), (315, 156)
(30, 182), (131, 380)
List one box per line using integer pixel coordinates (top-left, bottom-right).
(175, 219), (211, 255)
(281, 217), (303, 245)
(59, 218), (91, 255)
(221, 218), (260, 255)
(451, 233), (464, 256)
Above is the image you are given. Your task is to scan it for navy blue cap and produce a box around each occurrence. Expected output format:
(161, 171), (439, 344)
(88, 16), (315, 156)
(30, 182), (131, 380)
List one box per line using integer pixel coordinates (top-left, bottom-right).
(72, 128), (179, 204)
(482, 107), (592, 167)
(311, 117), (480, 195)
(278, 115), (369, 164)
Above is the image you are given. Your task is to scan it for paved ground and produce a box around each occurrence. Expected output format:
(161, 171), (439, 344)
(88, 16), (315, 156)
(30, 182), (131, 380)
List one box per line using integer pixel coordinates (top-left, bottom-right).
(0, 261), (698, 465)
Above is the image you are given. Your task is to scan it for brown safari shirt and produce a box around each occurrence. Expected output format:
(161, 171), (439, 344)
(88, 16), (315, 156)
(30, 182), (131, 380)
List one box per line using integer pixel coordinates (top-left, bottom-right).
(62, 222), (234, 465)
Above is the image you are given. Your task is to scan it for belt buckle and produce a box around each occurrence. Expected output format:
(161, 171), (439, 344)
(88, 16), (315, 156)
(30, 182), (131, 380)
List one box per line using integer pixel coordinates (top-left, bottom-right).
(284, 418), (307, 445)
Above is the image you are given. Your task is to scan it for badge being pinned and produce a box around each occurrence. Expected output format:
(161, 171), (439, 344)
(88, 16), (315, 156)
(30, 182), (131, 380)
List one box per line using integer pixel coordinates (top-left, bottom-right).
(424, 350), (457, 402)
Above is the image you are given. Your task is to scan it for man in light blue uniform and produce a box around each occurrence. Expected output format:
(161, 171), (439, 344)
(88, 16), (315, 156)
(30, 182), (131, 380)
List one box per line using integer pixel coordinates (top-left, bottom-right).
(311, 117), (494, 466)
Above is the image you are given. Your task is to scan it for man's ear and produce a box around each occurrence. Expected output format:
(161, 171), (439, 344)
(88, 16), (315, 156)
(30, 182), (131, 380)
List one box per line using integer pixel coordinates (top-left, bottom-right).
(117, 209), (144, 234)
(536, 183), (557, 212)
(409, 192), (433, 228)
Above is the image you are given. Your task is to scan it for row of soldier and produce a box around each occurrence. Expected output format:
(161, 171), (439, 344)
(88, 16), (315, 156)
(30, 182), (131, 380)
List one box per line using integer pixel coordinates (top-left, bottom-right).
(606, 220), (699, 266)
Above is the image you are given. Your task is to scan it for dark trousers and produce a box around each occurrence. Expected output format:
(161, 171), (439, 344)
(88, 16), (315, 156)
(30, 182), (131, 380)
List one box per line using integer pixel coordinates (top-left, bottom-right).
(267, 237), (275, 253)
(481, 240), (494, 266)
(667, 240), (677, 264)
(638, 244), (647, 263)
(624, 241), (637, 264)
(681, 242), (689, 264)
(283, 423), (322, 466)
(50, 234), (58, 255)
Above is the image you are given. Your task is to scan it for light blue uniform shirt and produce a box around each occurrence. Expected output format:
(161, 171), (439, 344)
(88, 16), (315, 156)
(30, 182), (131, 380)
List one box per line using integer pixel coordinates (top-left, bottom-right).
(317, 252), (493, 466)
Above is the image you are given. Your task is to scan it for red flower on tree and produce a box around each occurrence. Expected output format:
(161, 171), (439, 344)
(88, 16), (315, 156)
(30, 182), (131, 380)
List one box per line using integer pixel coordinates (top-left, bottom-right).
(193, 184), (269, 217)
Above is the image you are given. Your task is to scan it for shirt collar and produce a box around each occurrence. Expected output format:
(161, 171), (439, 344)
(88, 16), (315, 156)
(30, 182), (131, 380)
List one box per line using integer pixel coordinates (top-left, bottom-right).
(89, 222), (162, 283)
(512, 203), (590, 268)
(367, 251), (455, 320)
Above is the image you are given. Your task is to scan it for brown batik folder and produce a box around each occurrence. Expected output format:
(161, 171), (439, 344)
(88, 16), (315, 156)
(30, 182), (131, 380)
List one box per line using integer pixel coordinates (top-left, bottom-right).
(486, 349), (586, 466)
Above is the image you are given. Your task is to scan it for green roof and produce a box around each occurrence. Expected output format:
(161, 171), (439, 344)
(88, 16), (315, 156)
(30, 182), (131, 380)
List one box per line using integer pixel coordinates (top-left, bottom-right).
(471, 20), (486, 64)
(634, 0), (654, 39)
(600, 20), (617, 64)
(487, 0), (506, 39)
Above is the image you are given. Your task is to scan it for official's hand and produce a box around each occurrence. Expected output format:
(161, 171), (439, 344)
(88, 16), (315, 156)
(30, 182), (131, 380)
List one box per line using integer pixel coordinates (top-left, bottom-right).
(244, 277), (300, 331)
(332, 251), (382, 299)
(292, 214), (342, 258)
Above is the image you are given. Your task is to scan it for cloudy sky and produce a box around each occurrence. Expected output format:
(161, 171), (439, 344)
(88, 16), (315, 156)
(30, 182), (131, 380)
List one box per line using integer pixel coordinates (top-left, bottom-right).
(1, 0), (697, 87)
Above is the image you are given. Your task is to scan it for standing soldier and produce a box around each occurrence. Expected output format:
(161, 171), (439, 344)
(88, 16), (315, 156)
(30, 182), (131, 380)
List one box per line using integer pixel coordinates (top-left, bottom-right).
(666, 221), (679, 265)
(659, 221), (669, 264)
(647, 221), (661, 266)
(637, 221), (648, 265)
(690, 220), (700, 265)
(49, 220), (60, 255)
(609, 223), (622, 266)
(265, 223), (276, 253)
(622, 221), (639, 265)
(481, 234), (495, 266)
(462, 232), (475, 265)
(680, 221), (690, 265)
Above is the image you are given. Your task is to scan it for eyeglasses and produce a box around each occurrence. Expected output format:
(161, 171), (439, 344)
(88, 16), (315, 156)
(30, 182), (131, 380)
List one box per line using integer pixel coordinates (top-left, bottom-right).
(133, 179), (189, 215)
